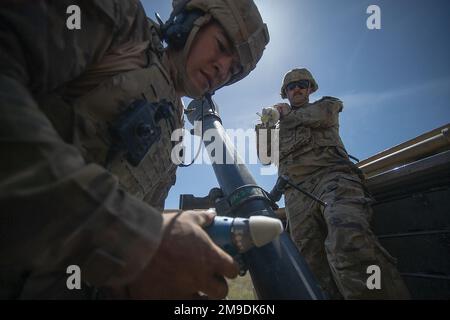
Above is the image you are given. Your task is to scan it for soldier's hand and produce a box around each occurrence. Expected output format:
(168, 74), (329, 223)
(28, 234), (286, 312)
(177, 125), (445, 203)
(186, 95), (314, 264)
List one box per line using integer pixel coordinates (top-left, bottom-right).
(274, 103), (290, 118)
(125, 210), (239, 299)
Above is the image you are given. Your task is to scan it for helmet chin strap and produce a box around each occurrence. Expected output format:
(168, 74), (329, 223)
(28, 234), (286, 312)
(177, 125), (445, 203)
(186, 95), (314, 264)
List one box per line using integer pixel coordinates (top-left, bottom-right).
(170, 14), (212, 99)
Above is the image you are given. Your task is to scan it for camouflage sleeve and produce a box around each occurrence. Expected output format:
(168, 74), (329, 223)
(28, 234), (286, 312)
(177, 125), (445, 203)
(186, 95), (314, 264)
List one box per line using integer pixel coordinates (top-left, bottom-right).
(283, 97), (343, 129)
(0, 1), (163, 287)
(0, 0), (147, 92)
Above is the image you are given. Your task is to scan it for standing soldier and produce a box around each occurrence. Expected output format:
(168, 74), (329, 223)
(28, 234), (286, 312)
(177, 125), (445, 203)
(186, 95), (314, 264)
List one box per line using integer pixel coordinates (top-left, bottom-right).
(256, 68), (410, 299)
(0, 0), (269, 299)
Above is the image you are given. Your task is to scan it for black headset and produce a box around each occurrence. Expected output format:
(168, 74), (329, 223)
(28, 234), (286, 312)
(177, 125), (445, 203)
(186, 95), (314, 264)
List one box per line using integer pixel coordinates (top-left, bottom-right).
(160, 6), (205, 50)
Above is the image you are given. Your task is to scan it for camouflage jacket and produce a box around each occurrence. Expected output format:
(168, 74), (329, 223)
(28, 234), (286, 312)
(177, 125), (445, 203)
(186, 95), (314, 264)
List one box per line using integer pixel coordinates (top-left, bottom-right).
(278, 96), (351, 180)
(0, 0), (181, 299)
(256, 97), (353, 180)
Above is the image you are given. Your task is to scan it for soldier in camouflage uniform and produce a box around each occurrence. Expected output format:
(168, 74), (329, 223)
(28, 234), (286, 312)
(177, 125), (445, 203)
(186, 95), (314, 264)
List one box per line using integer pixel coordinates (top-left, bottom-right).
(256, 68), (410, 299)
(0, 0), (269, 299)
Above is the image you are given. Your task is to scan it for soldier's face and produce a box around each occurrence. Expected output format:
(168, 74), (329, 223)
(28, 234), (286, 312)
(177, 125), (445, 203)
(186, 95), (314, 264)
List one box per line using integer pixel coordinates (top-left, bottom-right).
(286, 83), (311, 107)
(186, 21), (240, 95)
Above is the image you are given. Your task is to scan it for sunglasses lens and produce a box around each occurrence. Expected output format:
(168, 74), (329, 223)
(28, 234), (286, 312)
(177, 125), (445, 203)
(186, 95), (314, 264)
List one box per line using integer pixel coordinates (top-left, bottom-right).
(287, 80), (309, 91)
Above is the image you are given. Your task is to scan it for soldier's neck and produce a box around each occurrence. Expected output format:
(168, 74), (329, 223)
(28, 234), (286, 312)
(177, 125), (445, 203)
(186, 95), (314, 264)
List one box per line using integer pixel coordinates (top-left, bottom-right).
(291, 101), (309, 109)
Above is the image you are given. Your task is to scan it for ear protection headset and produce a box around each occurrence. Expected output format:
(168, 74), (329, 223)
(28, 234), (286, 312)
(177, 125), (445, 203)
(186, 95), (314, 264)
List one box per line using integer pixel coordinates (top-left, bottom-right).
(159, 1), (204, 50)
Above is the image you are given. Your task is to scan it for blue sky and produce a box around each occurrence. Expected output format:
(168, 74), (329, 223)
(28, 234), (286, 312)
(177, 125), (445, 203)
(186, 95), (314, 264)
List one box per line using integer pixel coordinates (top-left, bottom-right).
(142, 0), (450, 209)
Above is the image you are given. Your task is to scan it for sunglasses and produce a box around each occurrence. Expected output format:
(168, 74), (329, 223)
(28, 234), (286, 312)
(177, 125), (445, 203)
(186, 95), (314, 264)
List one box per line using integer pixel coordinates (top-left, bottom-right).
(286, 80), (310, 91)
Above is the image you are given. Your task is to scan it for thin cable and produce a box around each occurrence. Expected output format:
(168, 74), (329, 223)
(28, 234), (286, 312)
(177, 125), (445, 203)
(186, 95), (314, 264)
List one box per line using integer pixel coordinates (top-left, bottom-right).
(348, 154), (360, 163)
(285, 180), (328, 208)
(178, 95), (209, 167)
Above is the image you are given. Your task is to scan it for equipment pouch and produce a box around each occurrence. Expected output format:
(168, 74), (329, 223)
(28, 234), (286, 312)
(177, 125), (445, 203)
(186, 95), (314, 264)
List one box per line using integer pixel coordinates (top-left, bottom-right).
(108, 99), (174, 167)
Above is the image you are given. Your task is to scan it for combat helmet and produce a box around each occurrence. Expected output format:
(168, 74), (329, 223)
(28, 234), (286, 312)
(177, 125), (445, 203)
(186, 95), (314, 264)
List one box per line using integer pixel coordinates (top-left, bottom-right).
(280, 68), (318, 99)
(163, 0), (270, 97)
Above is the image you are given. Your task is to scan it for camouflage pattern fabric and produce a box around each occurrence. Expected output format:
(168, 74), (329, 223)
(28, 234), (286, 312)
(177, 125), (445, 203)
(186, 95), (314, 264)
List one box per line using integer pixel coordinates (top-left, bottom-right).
(285, 168), (410, 299)
(0, 0), (177, 299)
(277, 97), (410, 299)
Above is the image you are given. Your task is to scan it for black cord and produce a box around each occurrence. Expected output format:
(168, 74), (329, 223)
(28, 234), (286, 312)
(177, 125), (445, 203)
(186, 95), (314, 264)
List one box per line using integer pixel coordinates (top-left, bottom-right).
(285, 179), (328, 208)
(178, 95), (209, 167)
(348, 154), (360, 163)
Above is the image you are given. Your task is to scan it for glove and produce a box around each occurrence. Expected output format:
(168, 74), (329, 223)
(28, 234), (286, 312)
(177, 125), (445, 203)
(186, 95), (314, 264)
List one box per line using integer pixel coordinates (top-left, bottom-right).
(259, 106), (280, 126)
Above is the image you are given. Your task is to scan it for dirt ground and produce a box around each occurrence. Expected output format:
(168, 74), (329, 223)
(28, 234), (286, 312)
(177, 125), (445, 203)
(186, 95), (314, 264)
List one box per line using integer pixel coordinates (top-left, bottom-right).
(226, 273), (257, 300)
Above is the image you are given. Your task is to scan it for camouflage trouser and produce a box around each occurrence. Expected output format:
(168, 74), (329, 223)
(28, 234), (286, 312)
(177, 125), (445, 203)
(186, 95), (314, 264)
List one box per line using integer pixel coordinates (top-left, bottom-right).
(284, 169), (410, 299)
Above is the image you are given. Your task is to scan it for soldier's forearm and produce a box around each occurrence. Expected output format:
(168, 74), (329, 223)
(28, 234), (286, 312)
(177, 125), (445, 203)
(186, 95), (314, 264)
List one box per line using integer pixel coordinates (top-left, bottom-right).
(283, 105), (338, 128)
